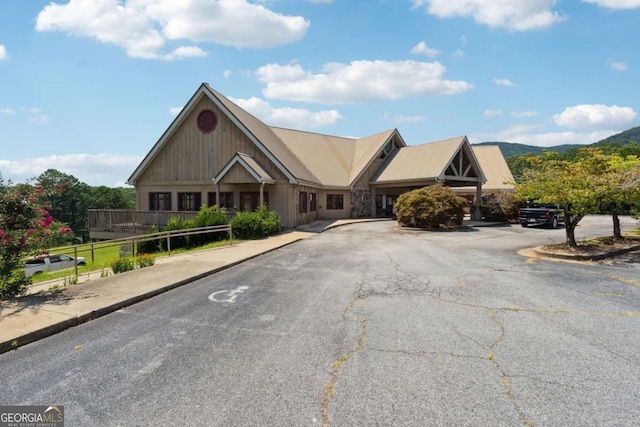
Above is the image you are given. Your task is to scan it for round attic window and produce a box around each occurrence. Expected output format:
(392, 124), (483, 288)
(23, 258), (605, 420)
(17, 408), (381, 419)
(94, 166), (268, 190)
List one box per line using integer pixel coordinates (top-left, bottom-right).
(197, 109), (218, 133)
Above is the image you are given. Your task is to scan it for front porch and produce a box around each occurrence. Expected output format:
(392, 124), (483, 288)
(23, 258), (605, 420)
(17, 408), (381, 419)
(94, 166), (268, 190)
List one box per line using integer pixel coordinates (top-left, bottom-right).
(88, 209), (235, 240)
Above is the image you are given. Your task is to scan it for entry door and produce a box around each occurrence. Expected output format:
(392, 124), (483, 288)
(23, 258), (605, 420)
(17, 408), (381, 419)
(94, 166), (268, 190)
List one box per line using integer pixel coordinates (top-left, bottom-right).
(239, 192), (269, 212)
(385, 195), (397, 216)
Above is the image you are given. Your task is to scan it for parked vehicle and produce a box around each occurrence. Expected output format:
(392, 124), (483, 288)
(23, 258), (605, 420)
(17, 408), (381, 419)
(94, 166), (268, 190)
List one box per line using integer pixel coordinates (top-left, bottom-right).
(24, 254), (86, 277)
(517, 203), (564, 228)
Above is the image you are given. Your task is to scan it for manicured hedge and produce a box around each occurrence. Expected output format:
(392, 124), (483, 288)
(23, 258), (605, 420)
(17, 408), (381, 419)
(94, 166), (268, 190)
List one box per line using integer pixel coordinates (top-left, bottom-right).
(230, 205), (281, 239)
(395, 184), (466, 229)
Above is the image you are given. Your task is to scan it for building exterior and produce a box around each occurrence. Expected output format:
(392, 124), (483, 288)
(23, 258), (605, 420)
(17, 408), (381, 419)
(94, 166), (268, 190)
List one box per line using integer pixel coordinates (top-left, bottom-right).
(453, 145), (516, 206)
(123, 83), (512, 230)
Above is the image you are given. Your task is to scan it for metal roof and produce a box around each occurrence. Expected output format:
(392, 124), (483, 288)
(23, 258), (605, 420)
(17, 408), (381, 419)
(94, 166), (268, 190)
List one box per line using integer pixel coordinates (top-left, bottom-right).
(467, 145), (515, 190)
(371, 136), (474, 184)
(213, 152), (276, 185)
(270, 127), (355, 187)
(349, 129), (401, 185)
(129, 84), (505, 192)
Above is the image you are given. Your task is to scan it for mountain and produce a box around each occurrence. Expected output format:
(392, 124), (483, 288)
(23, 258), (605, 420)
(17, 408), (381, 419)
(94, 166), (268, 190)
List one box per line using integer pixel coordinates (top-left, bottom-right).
(474, 125), (640, 158)
(594, 126), (640, 147)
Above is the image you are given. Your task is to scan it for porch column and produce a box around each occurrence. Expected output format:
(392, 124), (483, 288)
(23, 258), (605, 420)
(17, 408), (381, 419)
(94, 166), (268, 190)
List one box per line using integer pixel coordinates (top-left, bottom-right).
(215, 183), (220, 208)
(370, 187), (376, 217)
(473, 183), (483, 221)
(259, 182), (264, 206)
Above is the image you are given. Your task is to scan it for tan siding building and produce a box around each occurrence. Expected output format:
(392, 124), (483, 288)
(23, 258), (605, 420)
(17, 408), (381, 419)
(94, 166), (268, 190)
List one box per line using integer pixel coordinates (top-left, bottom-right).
(126, 83), (513, 229)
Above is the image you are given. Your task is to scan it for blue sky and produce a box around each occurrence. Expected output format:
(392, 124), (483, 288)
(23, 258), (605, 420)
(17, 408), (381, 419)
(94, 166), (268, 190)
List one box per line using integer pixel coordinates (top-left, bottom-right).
(1, 0), (639, 187)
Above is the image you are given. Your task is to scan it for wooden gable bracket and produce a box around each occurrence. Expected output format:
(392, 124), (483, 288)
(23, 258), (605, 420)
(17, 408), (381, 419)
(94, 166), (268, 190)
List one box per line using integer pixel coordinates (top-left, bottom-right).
(444, 146), (479, 179)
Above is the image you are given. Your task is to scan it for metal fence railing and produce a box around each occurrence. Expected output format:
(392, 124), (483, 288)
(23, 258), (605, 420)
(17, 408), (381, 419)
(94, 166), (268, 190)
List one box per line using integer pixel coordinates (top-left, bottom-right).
(38, 224), (233, 277)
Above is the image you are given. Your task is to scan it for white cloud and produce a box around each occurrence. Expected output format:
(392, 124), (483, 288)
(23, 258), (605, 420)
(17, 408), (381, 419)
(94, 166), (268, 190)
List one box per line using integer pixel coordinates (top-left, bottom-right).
(169, 106), (184, 116)
(161, 46), (207, 61)
(471, 126), (619, 147)
(0, 153), (143, 187)
(383, 112), (427, 124)
(229, 97), (342, 128)
(256, 60), (473, 104)
(608, 60), (627, 71)
(29, 114), (50, 125)
(0, 108), (15, 115)
(411, 41), (440, 58)
(0, 44), (8, 60)
(20, 107), (50, 125)
(411, 0), (566, 31)
(484, 109), (502, 118)
(553, 104), (637, 128)
(582, 0), (640, 9)
(35, 0), (309, 60)
(223, 69), (233, 79)
(511, 111), (539, 117)
(493, 78), (516, 87)
(453, 49), (465, 58)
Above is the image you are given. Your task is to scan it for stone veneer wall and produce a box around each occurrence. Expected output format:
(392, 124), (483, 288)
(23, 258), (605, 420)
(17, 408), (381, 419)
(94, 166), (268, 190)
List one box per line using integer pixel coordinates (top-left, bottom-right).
(350, 190), (371, 218)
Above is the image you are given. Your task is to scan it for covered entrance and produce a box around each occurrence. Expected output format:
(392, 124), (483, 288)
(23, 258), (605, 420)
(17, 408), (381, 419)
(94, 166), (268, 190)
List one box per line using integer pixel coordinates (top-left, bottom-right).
(213, 152), (275, 212)
(375, 194), (399, 217)
(369, 136), (486, 220)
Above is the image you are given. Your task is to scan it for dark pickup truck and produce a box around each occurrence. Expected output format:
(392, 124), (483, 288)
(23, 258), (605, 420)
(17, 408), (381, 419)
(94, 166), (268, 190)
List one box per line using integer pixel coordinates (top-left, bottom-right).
(517, 203), (564, 228)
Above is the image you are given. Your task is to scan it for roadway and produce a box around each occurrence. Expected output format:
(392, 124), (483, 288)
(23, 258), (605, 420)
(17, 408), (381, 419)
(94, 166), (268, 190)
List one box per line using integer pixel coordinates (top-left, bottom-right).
(1, 216), (639, 426)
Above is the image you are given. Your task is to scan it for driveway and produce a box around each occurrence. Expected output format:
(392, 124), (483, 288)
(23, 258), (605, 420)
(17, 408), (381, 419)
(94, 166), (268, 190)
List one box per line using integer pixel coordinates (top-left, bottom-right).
(1, 216), (639, 426)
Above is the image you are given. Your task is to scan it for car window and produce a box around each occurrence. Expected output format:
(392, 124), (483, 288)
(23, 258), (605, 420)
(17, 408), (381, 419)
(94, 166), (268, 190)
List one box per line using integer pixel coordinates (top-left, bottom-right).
(25, 259), (46, 265)
(49, 255), (61, 263)
(59, 255), (72, 261)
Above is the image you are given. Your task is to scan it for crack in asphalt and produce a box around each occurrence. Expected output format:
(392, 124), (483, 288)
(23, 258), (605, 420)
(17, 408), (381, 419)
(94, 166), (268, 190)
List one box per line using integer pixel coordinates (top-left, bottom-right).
(320, 283), (369, 427)
(485, 310), (532, 426)
(366, 346), (485, 360)
(320, 249), (639, 426)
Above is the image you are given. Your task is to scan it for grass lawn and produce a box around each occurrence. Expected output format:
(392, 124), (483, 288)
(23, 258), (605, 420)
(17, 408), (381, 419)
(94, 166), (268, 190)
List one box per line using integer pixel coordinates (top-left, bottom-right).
(31, 238), (240, 284)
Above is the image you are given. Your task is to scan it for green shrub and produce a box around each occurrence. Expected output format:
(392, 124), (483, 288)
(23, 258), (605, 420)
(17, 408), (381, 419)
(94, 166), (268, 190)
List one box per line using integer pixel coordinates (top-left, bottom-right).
(138, 225), (160, 254)
(230, 204), (281, 239)
(478, 191), (526, 222)
(136, 254), (156, 268)
(190, 205), (228, 246)
(111, 257), (135, 274)
(0, 270), (30, 299)
(160, 216), (188, 251)
(230, 211), (263, 239)
(395, 184), (466, 229)
(159, 207), (229, 251)
(256, 204), (281, 235)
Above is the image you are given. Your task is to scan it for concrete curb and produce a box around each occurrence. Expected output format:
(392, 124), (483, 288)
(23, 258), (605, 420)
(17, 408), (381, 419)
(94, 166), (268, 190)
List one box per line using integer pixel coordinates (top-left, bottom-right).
(0, 237), (304, 354)
(534, 243), (640, 261)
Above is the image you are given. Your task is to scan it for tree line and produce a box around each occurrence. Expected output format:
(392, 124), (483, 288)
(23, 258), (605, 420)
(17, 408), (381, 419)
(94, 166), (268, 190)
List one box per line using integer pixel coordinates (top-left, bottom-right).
(511, 146), (640, 247)
(1, 168), (134, 244)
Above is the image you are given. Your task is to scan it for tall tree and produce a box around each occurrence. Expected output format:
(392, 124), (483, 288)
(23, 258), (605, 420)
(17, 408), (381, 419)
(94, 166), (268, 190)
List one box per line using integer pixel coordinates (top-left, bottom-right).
(89, 186), (135, 210)
(37, 169), (91, 242)
(515, 152), (599, 248)
(0, 177), (66, 298)
(516, 149), (640, 246)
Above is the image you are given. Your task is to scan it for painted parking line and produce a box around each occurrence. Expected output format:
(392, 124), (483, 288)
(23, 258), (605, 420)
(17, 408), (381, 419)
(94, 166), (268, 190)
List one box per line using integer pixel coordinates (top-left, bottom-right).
(208, 286), (249, 303)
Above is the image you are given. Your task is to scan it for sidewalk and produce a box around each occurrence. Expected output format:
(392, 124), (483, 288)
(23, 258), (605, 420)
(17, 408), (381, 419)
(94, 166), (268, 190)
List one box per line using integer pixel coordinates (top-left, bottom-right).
(0, 219), (386, 354)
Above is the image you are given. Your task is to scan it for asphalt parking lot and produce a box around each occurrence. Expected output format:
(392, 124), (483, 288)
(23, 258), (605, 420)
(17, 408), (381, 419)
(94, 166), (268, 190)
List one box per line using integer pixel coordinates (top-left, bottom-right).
(1, 216), (639, 426)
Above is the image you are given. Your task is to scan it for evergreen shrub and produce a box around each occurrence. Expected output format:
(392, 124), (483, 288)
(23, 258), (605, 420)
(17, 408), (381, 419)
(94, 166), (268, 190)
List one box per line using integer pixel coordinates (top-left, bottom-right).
(395, 184), (466, 229)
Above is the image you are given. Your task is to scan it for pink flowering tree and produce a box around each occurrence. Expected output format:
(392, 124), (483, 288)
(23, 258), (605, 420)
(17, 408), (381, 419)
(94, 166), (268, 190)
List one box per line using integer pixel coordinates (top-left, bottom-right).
(0, 177), (73, 298)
